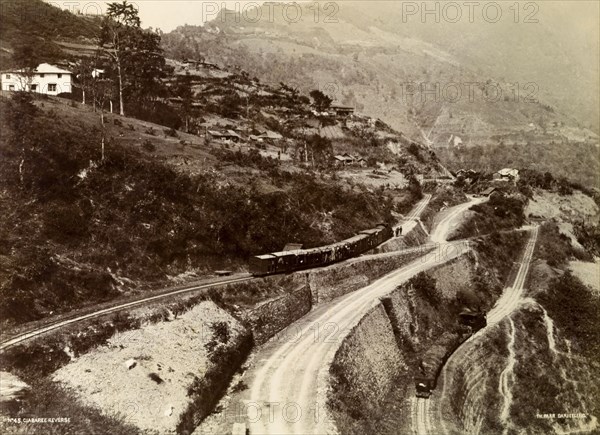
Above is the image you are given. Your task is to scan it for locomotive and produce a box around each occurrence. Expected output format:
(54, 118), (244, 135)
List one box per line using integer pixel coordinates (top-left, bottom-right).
(249, 224), (393, 276)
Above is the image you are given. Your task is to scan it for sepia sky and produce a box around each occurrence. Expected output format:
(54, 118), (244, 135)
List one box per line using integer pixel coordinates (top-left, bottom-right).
(48, 1), (599, 38)
(48, 0), (267, 31)
(134, 1), (266, 30)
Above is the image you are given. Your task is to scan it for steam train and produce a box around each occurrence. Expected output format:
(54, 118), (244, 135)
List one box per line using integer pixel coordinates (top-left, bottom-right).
(249, 224), (394, 276)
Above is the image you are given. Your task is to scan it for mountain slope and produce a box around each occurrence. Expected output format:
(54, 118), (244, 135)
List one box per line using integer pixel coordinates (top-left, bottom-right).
(0, 0), (101, 67)
(161, 1), (599, 187)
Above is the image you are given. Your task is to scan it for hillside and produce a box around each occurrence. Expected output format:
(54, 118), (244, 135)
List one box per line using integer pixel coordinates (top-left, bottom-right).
(161, 1), (599, 187)
(436, 141), (600, 188)
(0, 92), (408, 327)
(0, 0), (458, 329)
(0, 0), (101, 68)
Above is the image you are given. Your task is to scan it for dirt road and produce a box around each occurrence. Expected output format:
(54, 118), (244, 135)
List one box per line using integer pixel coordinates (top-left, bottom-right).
(229, 240), (470, 435)
(1, 195), (436, 354)
(429, 196), (486, 243)
(412, 226), (539, 435)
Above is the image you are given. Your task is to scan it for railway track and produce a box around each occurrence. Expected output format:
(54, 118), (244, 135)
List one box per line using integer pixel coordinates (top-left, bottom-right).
(0, 275), (252, 352)
(1, 192), (436, 354)
(406, 194), (432, 221)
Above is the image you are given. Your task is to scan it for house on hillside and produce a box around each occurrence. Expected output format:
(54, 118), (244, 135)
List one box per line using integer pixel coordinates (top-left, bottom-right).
(333, 154), (355, 166)
(258, 130), (283, 143)
(354, 156), (367, 167)
(479, 187), (498, 197)
(493, 168), (519, 183)
(330, 103), (355, 117)
(1, 63), (72, 95)
(207, 129), (241, 143)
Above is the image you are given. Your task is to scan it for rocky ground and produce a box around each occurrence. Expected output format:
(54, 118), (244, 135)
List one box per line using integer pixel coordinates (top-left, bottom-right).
(53, 301), (245, 434)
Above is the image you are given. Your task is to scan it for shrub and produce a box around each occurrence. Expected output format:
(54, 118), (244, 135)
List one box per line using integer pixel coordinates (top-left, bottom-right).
(408, 272), (441, 307)
(451, 193), (525, 239)
(536, 222), (574, 267)
(148, 373), (163, 384)
(142, 139), (156, 152)
(164, 127), (178, 138)
(43, 202), (88, 242)
(537, 272), (600, 359)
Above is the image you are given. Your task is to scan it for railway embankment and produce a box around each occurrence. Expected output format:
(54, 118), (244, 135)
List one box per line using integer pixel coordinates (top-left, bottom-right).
(307, 248), (429, 304)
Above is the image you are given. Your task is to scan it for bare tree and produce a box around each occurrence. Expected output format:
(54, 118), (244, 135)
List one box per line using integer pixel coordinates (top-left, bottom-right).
(100, 1), (140, 116)
(94, 78), (115, 160)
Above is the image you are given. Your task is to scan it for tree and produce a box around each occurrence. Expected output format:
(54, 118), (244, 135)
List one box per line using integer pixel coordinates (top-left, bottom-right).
(309, 89), (333, 112)
(174, 76), (194, 132)
(100, 1), (139, 116)
(100, 1), (168, 117)
(94, 78), (115, 160)
(5, 93), (39, 185)
(306, 134), (333, 167)
(11, 35), (43, 92)
(219, 92), (242, 119)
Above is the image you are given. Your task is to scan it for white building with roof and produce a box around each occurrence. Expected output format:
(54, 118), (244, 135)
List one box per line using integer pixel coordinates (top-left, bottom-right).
(1, 63), (72, 95)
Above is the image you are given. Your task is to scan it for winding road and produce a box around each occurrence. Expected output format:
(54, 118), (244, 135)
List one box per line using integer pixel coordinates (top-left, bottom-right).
(225, 196), (477, 435)
(238, 240), (470, 435)
(3, 193), (483, 435)
(429, 195), (486, 243)
(413, 225), (539, 435)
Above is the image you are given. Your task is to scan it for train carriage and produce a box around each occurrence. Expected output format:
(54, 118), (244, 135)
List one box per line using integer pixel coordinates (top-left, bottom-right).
(249, 254), (277, 276)
(249, 223), (393, 276)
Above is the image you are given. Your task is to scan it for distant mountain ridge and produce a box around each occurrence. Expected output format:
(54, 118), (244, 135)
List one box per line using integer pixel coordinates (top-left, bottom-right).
(160, 1), (599, 186)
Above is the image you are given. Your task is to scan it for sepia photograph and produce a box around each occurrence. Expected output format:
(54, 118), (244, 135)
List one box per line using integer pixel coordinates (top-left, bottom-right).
(0, 1), (598, 434)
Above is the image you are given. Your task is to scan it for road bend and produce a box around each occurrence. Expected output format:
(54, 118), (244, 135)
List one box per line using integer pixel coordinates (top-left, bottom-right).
(413, 226), (539, 435)
(429, 196), (486, 243)
(237, 240), (470, 435)
(398, 190), (482, 427)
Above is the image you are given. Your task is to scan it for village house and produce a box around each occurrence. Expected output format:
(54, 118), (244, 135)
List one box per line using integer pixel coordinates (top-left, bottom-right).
(333, 153), (354, 166)
(330, 103), (355, 117)
(479, 187), (498, 197)
(207, 129), (242, 143)
(257, 130), (283, 143)
(1, 63), (72, 95)
(493, 168), (520, 183)
(332, 153), (367, 167)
